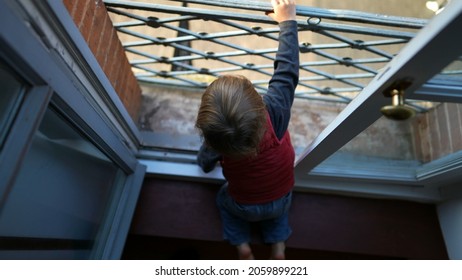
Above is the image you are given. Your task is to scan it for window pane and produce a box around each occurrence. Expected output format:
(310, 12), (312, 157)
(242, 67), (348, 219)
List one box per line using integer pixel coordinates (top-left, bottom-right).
(0, 107), (126, 259)
(0, 62), (25, 149)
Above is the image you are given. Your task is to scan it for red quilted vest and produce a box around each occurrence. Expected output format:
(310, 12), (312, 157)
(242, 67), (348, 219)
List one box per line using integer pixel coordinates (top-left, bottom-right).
(221, 114), (295, 204)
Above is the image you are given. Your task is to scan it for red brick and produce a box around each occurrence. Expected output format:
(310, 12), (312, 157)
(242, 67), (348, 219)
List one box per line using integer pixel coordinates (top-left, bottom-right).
(411, 115), (423, 162)
(62, 0), (75, 16)
(124, 65), (134, 89)
(118, 66), (130, 99)
(427, 108), (439, 161)
(63, 0), (89, 32)
(65, 0), (141, 122)
(113, 59), (125, 97)
(108, 43), (124, 87)
(87, 1), (107, 56)
(417, 113), (431, 162)
(96, 16), (113, 67)
(79, 1), (96, 42)
(436, 103), (452, 156)
(102, 29), (117, 71)
(449, 103), (462, 152)
(128, 76), (140, 97)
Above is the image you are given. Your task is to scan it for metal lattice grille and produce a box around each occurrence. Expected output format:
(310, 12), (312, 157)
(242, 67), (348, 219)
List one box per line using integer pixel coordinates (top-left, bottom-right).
(104, 0), (429, 107)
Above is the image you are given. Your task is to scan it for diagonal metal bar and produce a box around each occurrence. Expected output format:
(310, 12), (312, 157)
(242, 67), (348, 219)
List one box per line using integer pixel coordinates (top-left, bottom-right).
(168, 0), (427, 28)
(104, 0), (419, 39)
(104, 0), (430, 104)
(313, 29), (398, 60)
(299, 62), (367, 89)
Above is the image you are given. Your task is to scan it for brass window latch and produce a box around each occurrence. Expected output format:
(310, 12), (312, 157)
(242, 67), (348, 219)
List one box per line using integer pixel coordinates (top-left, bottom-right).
(381, 79), (416, 121)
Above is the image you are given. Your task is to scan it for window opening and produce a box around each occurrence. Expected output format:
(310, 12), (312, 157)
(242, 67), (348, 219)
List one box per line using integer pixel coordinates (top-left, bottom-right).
(106, 0), (462, 197)
(105, 0), (432, 109)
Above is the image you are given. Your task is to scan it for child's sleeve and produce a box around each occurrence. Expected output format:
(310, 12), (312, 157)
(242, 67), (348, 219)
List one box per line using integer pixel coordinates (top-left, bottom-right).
(197, 143), (223, 173)
(263, 20), (299, 139)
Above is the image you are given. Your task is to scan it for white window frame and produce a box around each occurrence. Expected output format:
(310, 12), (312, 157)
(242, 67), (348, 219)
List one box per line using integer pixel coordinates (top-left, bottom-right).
(294, 0), (462, 202)
(0, 0), (146, 259)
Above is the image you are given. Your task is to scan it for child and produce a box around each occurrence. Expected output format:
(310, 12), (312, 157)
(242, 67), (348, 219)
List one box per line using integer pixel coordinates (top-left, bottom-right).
(196, 0), (299, 260)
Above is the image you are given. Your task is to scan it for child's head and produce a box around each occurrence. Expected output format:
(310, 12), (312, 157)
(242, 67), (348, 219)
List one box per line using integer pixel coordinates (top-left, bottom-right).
(196, 75), (267, 158)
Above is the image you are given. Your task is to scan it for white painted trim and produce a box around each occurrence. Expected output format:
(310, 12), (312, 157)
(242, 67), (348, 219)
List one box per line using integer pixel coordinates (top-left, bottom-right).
(37, 0), (142, 150)
(294, 177), (441, 203)
(139, 159), (225, 183)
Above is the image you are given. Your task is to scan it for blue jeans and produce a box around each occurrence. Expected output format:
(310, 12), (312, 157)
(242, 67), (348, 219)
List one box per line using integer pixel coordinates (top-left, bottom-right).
(216, 183), (292, 245)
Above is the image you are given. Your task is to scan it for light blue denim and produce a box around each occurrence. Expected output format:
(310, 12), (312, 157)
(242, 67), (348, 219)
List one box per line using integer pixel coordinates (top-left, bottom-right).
(216, 183), (292, 245)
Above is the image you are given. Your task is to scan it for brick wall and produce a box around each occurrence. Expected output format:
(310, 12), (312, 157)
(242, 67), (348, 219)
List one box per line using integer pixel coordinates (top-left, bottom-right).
(63, 0), (141, 121)
(412, 103), (462, 162)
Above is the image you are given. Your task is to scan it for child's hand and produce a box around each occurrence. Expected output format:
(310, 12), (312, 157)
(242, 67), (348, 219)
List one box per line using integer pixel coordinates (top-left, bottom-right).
(266, 0), (296, 23)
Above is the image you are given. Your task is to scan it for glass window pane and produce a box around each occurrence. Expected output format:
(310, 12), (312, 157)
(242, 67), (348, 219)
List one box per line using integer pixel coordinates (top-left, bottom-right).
(0, 62), (25, 149)
(0, 107), (126, 259)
